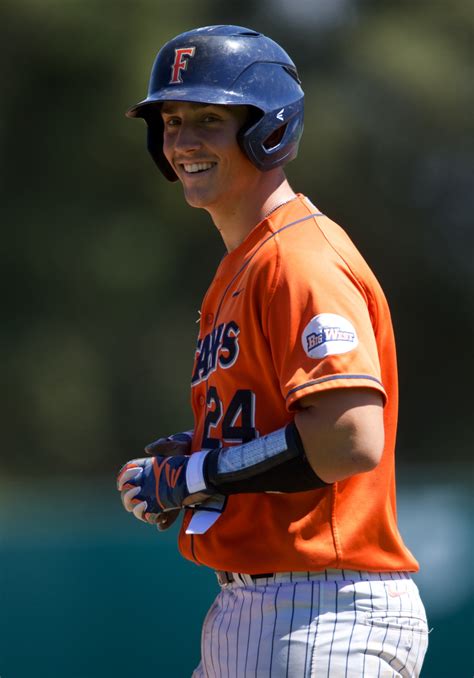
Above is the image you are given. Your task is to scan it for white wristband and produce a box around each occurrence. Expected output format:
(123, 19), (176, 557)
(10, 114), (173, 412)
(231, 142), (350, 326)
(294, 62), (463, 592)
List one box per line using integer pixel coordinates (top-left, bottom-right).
(186, 450), (211, 493)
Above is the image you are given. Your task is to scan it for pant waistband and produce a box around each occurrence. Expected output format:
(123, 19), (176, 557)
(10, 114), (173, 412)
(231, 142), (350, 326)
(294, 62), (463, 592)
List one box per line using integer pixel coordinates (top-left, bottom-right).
(215, 569), (412, 587)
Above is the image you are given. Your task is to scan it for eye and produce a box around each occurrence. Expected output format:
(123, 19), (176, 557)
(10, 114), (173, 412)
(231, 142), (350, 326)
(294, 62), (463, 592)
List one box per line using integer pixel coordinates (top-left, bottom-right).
(163, 116), (181, 128)
(201, 113), (221, 123)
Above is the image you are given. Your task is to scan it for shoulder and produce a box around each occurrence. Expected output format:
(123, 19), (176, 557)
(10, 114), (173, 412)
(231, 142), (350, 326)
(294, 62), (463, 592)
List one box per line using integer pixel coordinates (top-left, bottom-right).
(272, 198), (366, 270)
(246, 196), (326, 275)
(245, 196), (384, 309)
(267, 201), (364, 287)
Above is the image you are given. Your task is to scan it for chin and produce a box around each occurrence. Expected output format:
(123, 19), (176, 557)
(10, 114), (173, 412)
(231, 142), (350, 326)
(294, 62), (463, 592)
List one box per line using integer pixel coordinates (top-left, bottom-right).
(182, 188), (216, 210)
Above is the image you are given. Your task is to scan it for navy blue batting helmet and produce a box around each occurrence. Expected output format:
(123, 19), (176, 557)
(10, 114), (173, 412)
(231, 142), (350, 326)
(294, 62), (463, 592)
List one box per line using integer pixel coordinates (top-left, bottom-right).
(126, 25), (304, 180)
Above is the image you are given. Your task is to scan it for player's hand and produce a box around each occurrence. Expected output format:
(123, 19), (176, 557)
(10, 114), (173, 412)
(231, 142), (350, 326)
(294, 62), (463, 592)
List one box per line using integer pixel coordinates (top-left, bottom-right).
(117, 430), (194, 530)
(117, 453), (211, 521)
(142, 430), (194, 529)
(144, 430), (194, 457)
(155, 509), (181, 531)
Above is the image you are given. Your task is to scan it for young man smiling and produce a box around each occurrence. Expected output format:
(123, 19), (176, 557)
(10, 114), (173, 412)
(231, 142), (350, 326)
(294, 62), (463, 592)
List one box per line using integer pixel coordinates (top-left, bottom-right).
(161, 101), (293, 252)
(118, 25), (428, 677)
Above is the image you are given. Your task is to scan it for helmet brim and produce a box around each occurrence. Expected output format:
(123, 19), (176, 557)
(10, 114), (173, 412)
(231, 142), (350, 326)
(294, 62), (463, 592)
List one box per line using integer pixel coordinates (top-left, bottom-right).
(126, 86), (253, 119)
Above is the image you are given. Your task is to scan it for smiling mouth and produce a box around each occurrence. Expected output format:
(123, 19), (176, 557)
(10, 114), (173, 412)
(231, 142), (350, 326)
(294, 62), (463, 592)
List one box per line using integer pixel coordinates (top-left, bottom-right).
(181, 162), (217, 174)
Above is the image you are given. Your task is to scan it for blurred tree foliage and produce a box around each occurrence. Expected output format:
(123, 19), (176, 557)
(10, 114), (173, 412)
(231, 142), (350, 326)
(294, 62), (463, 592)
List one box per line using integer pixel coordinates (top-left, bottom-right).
(1, 0), (472, 476)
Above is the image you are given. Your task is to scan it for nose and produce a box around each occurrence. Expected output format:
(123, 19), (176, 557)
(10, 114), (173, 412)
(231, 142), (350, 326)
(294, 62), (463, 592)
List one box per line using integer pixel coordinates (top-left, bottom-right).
(172, 121), (202, 154)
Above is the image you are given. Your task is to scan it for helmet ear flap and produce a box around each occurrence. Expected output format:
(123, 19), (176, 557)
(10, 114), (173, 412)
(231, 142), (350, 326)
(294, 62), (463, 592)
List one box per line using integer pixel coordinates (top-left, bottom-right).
(263, 124), (287, 151)
(239, 100), (304, 171)
(144, 112), (178, 182)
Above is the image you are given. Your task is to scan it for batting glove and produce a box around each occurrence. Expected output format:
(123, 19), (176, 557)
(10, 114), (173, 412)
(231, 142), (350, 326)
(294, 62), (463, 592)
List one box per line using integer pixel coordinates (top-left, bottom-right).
(144, 430), (194, 456)
(117, 454), (213, 524)
(117, 430), (195, 524)
(144, 430), (194, 529)
(118, 455), (187, 516)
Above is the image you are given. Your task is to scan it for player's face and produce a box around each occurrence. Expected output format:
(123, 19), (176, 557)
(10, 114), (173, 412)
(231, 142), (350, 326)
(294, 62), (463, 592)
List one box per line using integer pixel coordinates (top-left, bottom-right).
(161, 102), (261, 210)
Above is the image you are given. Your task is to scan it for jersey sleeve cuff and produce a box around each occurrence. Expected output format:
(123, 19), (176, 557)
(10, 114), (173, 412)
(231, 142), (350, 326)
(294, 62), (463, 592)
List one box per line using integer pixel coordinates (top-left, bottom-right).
(285, 374), (387, 410)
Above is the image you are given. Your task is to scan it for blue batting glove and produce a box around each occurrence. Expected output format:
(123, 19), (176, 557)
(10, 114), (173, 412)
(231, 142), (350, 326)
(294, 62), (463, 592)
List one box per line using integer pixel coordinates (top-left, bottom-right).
(117, 454), (210, 522)
(144, 430), (194, 456)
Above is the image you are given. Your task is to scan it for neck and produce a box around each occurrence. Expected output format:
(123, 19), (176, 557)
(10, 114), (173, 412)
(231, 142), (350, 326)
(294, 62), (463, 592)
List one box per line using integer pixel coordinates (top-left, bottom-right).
(206, 172), (296, 253)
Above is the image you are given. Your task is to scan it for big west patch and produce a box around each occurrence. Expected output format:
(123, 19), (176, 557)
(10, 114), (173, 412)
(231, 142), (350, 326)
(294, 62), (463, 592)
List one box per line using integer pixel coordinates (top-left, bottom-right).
(302, 313), (358, 359)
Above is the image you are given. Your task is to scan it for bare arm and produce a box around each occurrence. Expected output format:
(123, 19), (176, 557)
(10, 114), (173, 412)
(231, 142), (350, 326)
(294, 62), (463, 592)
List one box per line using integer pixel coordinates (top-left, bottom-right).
(295, 388), (385, 483)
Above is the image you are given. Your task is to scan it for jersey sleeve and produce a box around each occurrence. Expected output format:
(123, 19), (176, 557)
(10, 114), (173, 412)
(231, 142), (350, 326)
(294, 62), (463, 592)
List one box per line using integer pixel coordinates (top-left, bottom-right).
(263, 241), (387, 411)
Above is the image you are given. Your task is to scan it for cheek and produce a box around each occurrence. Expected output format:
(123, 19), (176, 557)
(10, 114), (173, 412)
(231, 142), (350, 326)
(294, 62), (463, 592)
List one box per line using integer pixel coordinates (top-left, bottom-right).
(162, 134), (174, 163)
(227, 147), (258, 178)
(218, 136), (250, 168)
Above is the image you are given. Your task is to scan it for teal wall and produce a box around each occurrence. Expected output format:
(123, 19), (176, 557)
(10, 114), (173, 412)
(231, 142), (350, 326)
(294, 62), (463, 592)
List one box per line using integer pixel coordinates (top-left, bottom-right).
(0, 479), (472, 677)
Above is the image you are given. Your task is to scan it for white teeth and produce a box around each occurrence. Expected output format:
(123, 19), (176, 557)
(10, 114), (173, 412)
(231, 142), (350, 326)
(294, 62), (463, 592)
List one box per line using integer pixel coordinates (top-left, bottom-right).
(183, 162), (215, 173)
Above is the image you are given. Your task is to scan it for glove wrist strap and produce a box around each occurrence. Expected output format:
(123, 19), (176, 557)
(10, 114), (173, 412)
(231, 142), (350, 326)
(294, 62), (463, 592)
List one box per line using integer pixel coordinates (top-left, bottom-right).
(186, 450), (211, 493)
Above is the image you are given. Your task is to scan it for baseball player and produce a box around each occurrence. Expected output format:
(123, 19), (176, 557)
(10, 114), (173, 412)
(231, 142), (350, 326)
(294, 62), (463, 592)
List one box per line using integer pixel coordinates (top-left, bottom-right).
(117, 25), (429, 677)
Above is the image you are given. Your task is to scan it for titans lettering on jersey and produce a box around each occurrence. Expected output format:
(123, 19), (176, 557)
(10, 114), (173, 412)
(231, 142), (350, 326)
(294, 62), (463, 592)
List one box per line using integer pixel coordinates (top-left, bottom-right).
(192, 321), (240, 386)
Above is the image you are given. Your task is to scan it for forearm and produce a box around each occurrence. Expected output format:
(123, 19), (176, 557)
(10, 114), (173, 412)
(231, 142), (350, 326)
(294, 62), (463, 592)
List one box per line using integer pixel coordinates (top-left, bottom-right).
(199, 422), (329, 495)
(200, 389), (385, 494)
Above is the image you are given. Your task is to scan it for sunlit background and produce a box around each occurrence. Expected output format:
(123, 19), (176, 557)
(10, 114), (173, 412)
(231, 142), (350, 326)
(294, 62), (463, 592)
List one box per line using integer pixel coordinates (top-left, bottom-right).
(1, 1), (472, 676)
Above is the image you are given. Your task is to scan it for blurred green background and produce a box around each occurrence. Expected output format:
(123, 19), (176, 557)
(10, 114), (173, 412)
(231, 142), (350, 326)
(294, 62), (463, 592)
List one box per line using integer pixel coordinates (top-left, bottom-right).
(1, 0), (472, 676)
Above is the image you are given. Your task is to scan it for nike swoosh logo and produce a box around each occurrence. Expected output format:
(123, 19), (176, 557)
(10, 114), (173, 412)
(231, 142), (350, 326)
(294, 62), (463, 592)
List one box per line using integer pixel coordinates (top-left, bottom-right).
(232, 288), (244, 297)
(388, 587), (408, 598)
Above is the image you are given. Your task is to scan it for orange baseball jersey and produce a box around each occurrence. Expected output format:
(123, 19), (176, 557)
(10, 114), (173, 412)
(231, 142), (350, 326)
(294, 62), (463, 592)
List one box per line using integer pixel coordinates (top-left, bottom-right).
(178, 194), (418, 574)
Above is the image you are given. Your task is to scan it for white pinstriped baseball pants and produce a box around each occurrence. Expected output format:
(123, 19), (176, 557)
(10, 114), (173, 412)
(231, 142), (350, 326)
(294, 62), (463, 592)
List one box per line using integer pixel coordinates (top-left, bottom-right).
(191, 570), (428, 678)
